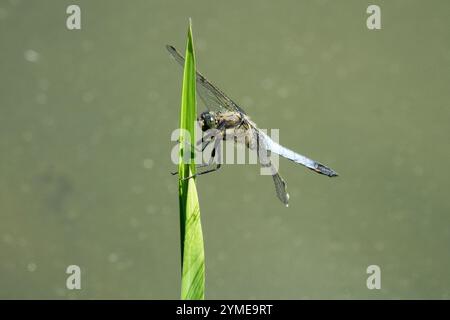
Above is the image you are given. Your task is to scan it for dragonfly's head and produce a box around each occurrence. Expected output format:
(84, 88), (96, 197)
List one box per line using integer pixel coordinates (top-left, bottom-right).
(199, 111), (217, 131)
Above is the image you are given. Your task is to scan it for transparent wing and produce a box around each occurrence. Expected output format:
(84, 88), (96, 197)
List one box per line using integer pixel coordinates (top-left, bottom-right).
(254, 129), (290, 207)
(166, 45), (246, 114)
(272, 172), (290, 207)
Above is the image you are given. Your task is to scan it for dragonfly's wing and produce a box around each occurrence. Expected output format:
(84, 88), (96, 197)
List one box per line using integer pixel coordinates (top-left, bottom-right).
(271, 172), (290, 207)
(166, 45), (247, 114)
(258, 130), (338, 177)
(254, 129), (290, 206)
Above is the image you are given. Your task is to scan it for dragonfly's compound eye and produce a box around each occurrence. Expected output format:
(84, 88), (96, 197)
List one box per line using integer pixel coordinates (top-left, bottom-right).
(206, 114), (216, 128)
(200, 112), (216, 130)
(199, 112), (215, 131)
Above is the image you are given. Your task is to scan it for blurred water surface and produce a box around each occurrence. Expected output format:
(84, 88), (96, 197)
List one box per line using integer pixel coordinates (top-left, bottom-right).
(0, 0), (449, 298)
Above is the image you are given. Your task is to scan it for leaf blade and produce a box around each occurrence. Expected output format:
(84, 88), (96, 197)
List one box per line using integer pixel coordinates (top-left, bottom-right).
(177, 20), (205, 300)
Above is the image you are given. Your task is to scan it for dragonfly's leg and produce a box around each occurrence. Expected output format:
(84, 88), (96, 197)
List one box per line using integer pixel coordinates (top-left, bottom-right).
(200, 139), (212, 152)
(198, 126), (225, 151)
(209, 131), (223, 163)
(197, 163), (222, 176)
(181, 164), (222, 180)
(175, 138), (203, 153)
(171, 163), (211, 176)
(197, 130), (215, 148)
(182, 135), (223, 180)
(170, 136), (212, 175)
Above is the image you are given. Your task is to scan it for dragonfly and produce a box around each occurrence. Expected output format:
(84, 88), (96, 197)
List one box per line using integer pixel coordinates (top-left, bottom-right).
(167, 45), (338, 206)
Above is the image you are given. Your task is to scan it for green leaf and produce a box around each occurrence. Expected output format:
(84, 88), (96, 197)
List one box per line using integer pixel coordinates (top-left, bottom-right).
(178, 19), (205, 300)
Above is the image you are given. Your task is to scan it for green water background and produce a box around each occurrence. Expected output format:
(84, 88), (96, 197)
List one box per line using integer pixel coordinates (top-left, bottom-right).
(1, 0), (449, 299)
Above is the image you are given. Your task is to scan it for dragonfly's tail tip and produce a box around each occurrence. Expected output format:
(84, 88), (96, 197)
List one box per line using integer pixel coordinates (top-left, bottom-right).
(312, 163), (339, 177)
(329, 171), (339, 177)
